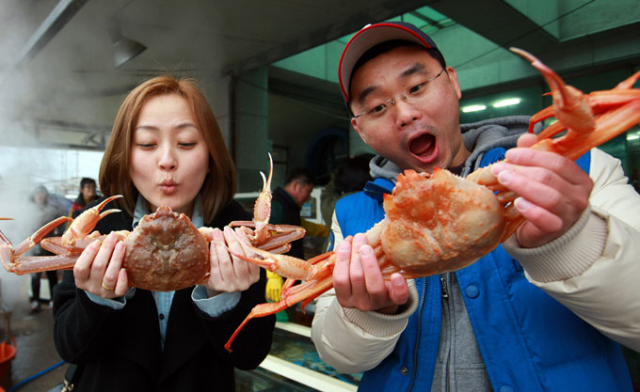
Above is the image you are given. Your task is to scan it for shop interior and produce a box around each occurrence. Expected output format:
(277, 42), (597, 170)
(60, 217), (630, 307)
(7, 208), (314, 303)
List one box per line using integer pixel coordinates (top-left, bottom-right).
(0, 0), (639, 391)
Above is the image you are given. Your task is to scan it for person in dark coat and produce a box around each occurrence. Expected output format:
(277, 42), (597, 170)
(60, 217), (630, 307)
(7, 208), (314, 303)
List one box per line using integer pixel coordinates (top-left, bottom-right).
(53, 76), (275, 392)
(269, 168), (315, 259)
(69, 177), (101, 219)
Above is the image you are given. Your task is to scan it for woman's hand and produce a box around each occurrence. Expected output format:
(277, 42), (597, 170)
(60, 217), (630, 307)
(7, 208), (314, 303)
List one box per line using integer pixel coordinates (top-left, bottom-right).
(73, 233), (129, 298)
(206, 227), (260, 297)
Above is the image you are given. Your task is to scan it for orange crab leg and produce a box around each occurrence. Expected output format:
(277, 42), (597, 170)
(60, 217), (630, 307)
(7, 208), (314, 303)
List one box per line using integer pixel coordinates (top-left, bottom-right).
(546, 98), (640, 161)
(512, 48), (596, 136)
(535, 90), (640, 140)
(468, 49), (640, 240)
(60, 195), (122, 246)
(14, 216), (73, 255)
(0, 216), (73, 273)
(528, 63), (640, 137)
(1, 254), (80, 275)
(249, 153), (274, 245)
(227, 245), (321, 280)
(614, 69), (640, 90)
(229, 221), (305, 253)
(224, 252), (335, 352)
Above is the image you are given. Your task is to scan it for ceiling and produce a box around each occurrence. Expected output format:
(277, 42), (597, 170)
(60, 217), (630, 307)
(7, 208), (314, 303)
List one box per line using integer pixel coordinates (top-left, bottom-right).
(0, 0), (639, 154)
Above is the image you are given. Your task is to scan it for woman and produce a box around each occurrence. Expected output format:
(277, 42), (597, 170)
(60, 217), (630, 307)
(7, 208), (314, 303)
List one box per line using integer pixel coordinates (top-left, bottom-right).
(53, 76), (275, 391)
(68, 177), (100, 218)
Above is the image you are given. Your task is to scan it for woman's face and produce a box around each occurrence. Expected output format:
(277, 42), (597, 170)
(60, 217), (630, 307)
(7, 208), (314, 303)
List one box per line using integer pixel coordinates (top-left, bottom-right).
(129, 94), (210, 217)
(81, 183), (96, 200)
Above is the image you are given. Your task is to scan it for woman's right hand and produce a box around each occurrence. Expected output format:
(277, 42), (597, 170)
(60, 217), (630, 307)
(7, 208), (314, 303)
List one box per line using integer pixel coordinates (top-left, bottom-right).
(73, 233), (129, 298)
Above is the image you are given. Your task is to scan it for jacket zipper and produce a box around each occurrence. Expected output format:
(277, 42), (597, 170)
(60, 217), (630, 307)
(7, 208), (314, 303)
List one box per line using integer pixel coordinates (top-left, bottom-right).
(440, 275), (449, 299)
(407, 277), (428, 392)
(442, 274), (452, 392)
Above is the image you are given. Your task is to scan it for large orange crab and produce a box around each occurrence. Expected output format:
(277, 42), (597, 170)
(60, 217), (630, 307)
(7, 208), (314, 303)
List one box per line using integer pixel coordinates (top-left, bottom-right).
(0, 156), (305, 291)
(221, 48), (640, 351)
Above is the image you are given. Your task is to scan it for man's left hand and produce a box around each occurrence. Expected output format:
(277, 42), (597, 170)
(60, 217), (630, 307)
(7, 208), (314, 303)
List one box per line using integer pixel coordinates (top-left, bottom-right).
(491, 133), (594, 248)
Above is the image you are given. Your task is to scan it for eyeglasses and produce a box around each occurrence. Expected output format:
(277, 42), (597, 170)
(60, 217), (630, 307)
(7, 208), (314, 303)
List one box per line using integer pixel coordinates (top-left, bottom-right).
(353, 69), (446, 121)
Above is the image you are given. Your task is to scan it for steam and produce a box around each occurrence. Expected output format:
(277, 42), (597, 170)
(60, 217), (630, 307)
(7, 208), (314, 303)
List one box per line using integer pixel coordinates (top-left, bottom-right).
(0, 2), (104, 310)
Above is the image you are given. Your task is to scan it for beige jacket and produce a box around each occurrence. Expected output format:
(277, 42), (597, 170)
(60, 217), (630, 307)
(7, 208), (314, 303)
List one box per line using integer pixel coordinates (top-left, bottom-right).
(311, 148), (640, 373)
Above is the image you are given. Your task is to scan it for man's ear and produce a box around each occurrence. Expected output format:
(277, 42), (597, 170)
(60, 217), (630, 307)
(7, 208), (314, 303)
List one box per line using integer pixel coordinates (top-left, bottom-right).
(352, 118), (367, 144)
(290, 180), (301, 194)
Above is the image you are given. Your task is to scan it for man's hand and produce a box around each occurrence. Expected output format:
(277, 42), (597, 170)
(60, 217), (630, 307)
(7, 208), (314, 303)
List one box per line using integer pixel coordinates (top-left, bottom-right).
(492, 133), (594, 248)
(333, 233), (409, 314)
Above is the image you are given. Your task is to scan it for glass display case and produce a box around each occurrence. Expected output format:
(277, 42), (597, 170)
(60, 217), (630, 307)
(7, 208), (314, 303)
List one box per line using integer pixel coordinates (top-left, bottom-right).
(235, 305), (361, 392)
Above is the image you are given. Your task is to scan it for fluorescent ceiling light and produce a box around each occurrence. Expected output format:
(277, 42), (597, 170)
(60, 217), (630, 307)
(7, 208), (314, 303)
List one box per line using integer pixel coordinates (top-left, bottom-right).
(493, 98), (521, 108)
(462, 105), (486, 113)
(628, 134), (639, 141)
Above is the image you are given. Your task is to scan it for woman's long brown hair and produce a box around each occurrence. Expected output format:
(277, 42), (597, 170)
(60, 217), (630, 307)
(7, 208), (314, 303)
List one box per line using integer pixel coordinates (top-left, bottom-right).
(99, 76), (237, 223)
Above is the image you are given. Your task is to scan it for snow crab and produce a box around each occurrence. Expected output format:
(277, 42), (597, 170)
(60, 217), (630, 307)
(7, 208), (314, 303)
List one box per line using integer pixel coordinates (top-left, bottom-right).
(222, 48), (640, 351)
(0, 156), (305, 291)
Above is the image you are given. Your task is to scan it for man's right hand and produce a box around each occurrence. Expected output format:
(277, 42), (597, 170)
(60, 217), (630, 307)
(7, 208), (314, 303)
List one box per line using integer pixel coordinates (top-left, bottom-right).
(333, 233), (409, 314)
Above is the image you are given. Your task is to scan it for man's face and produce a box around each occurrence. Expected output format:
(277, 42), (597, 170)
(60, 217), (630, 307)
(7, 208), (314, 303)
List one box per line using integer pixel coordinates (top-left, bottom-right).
(293, 181), (314, 207)
(81, 183), (97, 199)
(349, 45), (470, 173)
(34, 191), (47, 205)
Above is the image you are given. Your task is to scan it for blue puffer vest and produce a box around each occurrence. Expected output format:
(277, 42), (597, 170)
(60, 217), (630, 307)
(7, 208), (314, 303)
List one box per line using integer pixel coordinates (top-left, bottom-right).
(334, 150), (632, 392)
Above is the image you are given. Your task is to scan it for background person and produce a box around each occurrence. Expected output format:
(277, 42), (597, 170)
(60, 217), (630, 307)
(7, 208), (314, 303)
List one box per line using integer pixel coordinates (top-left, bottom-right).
(320, 153), (374, 229)
(268, 167), (327, 323)
(311, 21), (640, 392)
(270, 167), (323, 259)
(29, 185), (61, 313)
(53, 76), (275, 391)
(69, 177), (101, 219)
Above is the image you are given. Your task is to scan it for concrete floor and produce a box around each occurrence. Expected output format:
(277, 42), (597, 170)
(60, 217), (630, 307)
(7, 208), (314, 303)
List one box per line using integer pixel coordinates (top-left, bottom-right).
(1, 293), (66, 392)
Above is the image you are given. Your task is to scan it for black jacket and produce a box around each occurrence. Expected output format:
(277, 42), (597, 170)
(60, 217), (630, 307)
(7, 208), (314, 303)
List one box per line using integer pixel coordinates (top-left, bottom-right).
(53, 198), (275, 391)
(270, 187), (304, 259)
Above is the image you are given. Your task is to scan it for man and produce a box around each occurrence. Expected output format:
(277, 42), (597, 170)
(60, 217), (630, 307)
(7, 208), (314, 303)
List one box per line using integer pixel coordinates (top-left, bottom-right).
(270, 168), (317, 259)
(311, 22), (640, 391)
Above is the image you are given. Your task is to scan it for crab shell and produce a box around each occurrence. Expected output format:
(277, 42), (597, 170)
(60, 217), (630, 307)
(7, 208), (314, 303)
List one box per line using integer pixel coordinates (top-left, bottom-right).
(380, 168), (507, 276)
(123, 206), (210, 291)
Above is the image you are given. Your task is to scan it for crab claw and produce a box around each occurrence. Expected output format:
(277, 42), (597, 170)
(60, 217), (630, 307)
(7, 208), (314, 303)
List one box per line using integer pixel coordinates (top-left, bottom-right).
(510, 47), (595, 135)
(251, 153), (274, 244)
(61, 195), (123, 246)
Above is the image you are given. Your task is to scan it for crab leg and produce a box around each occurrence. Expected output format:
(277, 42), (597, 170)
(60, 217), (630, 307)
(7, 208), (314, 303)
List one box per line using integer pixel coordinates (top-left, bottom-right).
(227, 245), (323, 281)
(512, 48), (597, 136)
(534, 89), (640, 140)
(248, 153), (274, 245)
(0, 254), (81, 275)
(0, 216), (72, 273)
(469, 49), (640, 240)
(227, 221), (305, 253)
(59, 195), (122, 247)
(224, 252), (335, 352)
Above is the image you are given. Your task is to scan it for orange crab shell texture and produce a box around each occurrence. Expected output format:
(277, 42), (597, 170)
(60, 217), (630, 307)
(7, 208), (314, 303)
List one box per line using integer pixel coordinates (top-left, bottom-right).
(381, 169), (507, 276)
(123, 207), (210, 291)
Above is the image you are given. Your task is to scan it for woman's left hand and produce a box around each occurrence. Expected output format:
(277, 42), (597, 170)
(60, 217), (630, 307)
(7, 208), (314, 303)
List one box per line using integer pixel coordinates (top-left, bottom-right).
(205, 227), (260, 297)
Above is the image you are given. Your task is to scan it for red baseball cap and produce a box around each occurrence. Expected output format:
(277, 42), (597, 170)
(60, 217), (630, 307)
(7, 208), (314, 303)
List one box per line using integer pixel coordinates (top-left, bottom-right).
(338, 22), (443, 104)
